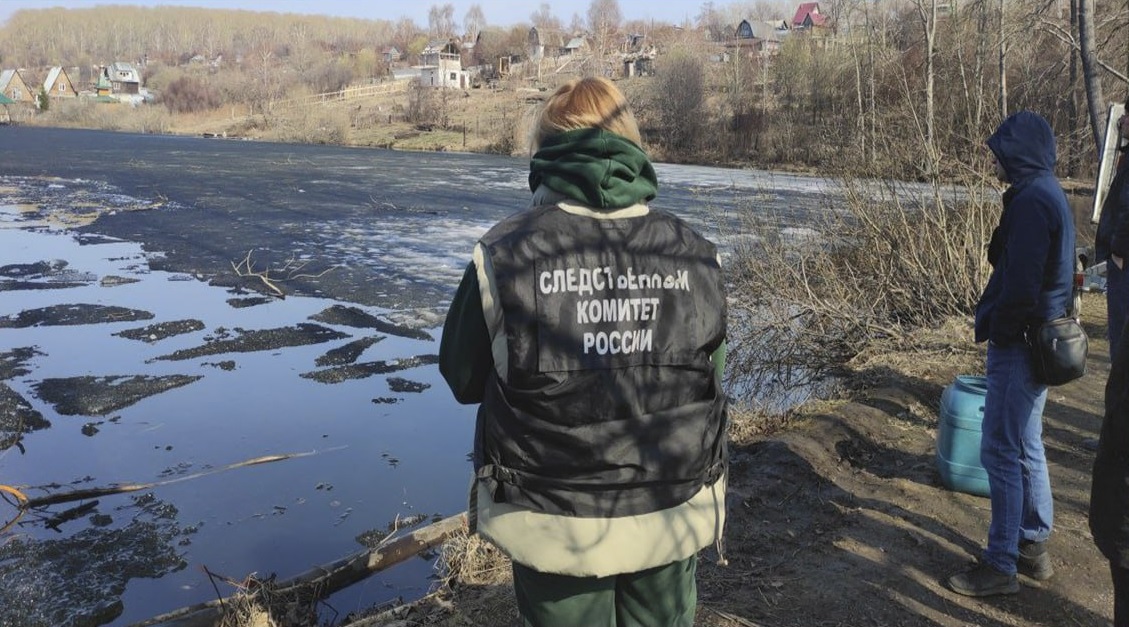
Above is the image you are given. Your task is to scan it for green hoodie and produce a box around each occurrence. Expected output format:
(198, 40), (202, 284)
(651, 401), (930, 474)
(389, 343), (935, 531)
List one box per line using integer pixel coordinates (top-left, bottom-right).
(441, 132), (724, 403)
(528, 128), (658, 209)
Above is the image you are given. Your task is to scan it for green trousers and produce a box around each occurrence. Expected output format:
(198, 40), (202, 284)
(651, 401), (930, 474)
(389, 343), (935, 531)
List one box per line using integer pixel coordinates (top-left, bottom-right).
(511, 555), (698, 627)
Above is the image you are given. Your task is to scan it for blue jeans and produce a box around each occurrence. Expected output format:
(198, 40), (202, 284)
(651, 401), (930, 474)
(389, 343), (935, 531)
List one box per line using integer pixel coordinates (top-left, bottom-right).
(1109, 261), (1129, 363)
(980, 342), (1053, 574)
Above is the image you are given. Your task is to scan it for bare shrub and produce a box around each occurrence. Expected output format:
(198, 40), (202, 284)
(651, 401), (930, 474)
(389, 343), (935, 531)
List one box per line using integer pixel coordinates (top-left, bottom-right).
(44, 98), (124, 130)
(307, 59), (355, 94)
(725, 168), (998, 406)
(130, 105), (172, 134)
(161, 75), (222, 114)
(407, 83), (442, 127)
(274, 105), (350, 144)
(651, 47), (707, 159)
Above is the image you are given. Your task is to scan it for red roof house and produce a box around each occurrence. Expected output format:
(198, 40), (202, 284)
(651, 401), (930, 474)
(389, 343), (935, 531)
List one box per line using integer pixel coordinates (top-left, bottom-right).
(792, 2), (830, 29)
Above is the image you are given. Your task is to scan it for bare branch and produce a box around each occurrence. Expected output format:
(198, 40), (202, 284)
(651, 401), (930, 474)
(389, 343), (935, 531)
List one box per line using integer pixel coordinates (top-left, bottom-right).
(231, 249), (337, 298)
(1038, 18), (1129, 84)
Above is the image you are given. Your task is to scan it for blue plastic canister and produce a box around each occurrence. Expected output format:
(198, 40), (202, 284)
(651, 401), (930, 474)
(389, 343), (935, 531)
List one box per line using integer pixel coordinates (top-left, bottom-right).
(936, 375), (991, 497)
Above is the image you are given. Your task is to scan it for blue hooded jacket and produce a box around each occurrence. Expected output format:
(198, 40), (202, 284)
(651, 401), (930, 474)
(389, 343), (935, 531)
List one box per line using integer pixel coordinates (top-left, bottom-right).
(974, 111), (1075, 346)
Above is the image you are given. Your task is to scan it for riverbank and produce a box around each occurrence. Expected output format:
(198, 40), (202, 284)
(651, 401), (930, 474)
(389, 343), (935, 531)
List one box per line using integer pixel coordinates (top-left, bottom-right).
(339, 297), (1113, 627)
(11, 95), (1104, 202)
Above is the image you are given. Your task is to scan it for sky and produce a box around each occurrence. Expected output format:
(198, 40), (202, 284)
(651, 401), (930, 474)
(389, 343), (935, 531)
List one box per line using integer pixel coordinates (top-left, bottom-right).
(0, 0), (701, 29)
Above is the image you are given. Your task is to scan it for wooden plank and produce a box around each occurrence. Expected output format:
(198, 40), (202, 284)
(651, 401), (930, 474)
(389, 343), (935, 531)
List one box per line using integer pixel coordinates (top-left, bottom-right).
(128, 512), (468, 627)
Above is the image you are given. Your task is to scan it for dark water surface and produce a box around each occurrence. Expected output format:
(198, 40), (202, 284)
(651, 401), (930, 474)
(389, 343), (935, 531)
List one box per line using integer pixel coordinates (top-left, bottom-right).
(0, 126), (834, 626)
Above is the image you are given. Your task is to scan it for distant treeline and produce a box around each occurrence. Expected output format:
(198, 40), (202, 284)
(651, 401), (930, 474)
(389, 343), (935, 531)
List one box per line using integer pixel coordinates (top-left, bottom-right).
(1, 2), (1127, 179)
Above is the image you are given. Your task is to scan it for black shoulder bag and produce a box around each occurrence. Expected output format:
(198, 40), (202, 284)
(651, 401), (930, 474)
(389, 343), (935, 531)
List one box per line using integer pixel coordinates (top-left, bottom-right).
(1027, 316), (1088, 386)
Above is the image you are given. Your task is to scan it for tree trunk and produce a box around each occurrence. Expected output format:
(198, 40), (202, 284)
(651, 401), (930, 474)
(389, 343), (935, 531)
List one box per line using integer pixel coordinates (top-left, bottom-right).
(918, 0), (938, 173)
(866, 0), (877, 164)
(998, 0), (1008, 116)
(975, 0), (987, 131)
(1068, 0), (1081, 176)
(1078, 0), (1106, 151)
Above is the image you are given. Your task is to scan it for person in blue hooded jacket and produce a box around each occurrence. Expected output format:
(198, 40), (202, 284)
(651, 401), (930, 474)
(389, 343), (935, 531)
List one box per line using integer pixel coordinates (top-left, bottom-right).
(946, 111), (1075, 597)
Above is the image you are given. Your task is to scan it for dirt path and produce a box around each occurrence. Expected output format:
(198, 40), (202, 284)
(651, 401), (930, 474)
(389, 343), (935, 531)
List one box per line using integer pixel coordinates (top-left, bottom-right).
(697, 317), (1111, 627)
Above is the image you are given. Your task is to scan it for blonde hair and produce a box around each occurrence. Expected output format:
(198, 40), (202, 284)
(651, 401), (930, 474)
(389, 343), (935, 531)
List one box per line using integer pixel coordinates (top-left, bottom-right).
(529, 77), (643, 153)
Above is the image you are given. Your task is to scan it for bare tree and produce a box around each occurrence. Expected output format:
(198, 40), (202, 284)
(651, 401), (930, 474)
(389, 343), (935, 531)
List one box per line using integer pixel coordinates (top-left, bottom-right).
(392, 17), (422, 52)
(428, 4), (457, 40)
(909, 0), (939, 173)
(531, 3), (561, 32)
(464, 5), (486, 43)
(998, 0), (1009, 115)
(696, 2), (728, 42)
(1078, 0), (1106, 149)
(1068, 0), (1082, 175)
(569, 13), (586, 35)
(587, 0), (623, 54)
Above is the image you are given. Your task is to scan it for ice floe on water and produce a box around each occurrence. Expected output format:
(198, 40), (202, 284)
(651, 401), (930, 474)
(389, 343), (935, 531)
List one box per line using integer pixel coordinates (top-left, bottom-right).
(0, 152), (859, 625)
(0, 190), (475, 626)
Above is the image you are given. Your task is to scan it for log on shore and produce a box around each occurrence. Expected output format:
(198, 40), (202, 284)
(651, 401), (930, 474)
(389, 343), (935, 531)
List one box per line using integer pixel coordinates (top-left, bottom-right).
(128, 512), (468, 627)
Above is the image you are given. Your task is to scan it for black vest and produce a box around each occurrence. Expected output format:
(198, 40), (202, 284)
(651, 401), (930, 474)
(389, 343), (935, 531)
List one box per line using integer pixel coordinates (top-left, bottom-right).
(475, 204), (728, 518)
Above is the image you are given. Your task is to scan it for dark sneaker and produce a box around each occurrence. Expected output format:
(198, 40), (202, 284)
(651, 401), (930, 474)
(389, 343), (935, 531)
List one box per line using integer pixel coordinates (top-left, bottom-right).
(946, 562), (1019, 597)
(1018, 541), (1054, 581)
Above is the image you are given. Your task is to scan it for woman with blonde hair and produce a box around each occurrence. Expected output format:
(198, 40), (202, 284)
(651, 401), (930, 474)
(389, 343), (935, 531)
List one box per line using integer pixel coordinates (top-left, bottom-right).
(440, 76), (728, 627)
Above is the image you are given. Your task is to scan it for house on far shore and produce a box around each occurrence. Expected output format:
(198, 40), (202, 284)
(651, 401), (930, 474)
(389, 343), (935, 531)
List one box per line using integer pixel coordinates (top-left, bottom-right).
(418, 40), (470, 89)
(0, 69), (35, 103)
(733, 19), (790, 55)
(107, 62), (141, 95)
(95, 72), (112, 97)
(43, 66), (79, 99)
(381, 46), (401, 64)
(791, 2), (831, 32)
(560, 36), (587, 57)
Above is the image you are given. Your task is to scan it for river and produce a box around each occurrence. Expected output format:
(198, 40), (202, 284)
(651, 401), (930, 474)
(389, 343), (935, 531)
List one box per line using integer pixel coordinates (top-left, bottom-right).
(0, 126), (835, 626)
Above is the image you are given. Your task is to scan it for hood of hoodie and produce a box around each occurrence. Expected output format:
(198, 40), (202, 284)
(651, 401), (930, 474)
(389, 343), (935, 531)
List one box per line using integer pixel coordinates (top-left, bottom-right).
(987, 110), (1057, 184)
(528, 128), (658, 209)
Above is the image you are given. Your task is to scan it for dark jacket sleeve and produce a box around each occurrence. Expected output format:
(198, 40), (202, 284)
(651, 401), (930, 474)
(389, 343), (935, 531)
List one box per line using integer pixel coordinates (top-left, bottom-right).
(1110, 169), (1129, 260)
(439, 262), (493, 404)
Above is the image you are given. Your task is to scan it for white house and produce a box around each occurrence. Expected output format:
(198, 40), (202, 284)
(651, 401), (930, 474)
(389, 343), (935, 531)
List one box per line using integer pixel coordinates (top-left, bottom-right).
(418, 40), (470, 89)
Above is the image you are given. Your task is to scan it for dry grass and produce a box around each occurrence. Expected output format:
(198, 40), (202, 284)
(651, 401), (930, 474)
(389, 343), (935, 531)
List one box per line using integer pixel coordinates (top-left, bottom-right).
(123, 77), (545, 155)
(435, 527), (512, 589)
(724, 173), (999, 407)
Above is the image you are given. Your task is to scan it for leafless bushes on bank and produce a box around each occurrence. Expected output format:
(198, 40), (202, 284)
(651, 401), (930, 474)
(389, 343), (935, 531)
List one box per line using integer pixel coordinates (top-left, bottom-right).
(159, 75), (223, 113)
(35, 98), (173, 135)
(724, 168), (998, 406)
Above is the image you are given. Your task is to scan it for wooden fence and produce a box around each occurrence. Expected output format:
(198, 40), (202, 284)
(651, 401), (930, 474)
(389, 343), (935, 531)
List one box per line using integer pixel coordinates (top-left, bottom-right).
(270, 80), (410, 111)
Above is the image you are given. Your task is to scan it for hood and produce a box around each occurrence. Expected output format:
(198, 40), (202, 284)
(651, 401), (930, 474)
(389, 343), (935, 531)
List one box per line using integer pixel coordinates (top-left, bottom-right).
(528, 128), (658, 209)
(987, 110), (1057, 184)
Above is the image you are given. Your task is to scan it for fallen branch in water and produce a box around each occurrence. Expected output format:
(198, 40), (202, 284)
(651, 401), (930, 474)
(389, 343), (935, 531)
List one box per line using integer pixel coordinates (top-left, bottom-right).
(231, 248), (337, 297)
(19, 447), (345, 510)
(128, 511), (469, 627)
(0, 484), (29, 534)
